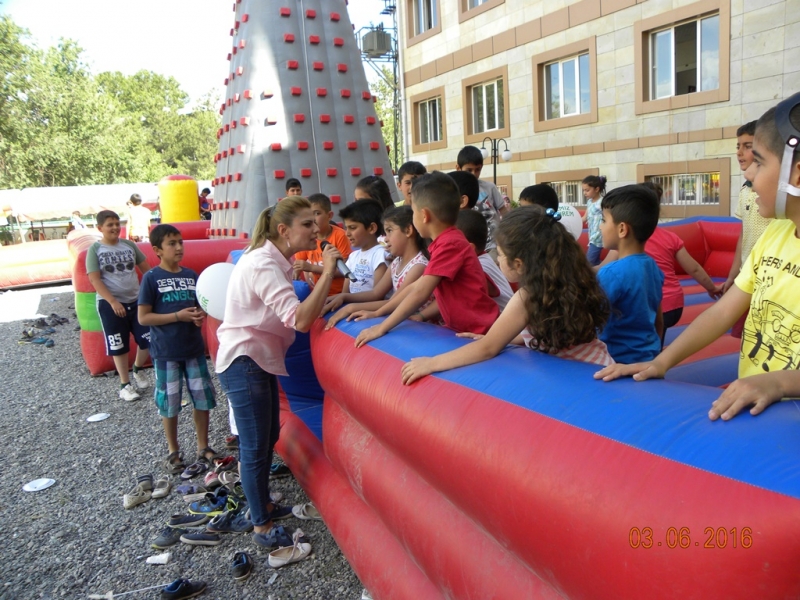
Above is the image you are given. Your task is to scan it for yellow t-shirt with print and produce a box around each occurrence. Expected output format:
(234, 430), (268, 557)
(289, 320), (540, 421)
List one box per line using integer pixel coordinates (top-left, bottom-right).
(734, 219), (800, 379)
(735, 183), (772, 263)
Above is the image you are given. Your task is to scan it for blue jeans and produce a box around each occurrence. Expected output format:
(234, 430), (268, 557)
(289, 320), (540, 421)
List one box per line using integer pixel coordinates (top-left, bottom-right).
(587, 243), (603, 266)
(218, 356), (280, 526)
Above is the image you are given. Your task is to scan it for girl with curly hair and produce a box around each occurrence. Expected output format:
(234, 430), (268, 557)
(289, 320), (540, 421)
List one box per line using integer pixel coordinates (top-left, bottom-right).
(401, 205), (612, 385)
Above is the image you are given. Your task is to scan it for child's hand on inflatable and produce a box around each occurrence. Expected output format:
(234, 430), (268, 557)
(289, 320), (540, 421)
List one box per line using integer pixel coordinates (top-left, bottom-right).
(401, 358), (433, 385)
(349, 310), (378, 322)
(456, 332), (484, 340)
(594, 361), (665, 382)
(325, 306), (353, 330)
(323, 294), (345, 314)
(355, 325), (384, 348)
(708, 373), (784, 421)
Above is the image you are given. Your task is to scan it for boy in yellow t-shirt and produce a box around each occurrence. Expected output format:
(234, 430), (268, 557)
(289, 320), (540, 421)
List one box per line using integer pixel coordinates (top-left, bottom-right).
(595, 93), (800, 422)
(293, 193), (351, 295)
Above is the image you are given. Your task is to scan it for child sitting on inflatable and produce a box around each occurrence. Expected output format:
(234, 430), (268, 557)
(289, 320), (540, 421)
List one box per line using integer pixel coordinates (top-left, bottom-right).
(325, 205), (430, 327)
(353, 172), (499, 345)
(596, 93), (800, 421)
(400, 205), (612, 384)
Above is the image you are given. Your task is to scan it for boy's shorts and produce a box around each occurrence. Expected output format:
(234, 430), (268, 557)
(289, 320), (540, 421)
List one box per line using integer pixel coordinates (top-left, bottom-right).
(97, 299), (151, 356)
(154, 357), (217, 418)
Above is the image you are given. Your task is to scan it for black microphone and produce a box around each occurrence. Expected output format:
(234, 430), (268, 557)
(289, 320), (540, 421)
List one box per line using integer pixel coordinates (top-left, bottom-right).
(320, 240), (356, 281)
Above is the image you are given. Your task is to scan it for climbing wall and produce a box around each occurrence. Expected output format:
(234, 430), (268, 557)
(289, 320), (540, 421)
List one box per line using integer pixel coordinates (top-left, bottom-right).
(211, 0), (396, 239)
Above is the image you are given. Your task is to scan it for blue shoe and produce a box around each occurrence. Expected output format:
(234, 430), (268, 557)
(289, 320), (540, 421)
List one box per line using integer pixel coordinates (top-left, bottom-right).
(269, 503), (293, 521)
(270, 463), (292, 479)
(253, 525), (292, 550)
(207, 508), (253, 533)
(232, 551), (253, 581)
(160, 578), (207, 600)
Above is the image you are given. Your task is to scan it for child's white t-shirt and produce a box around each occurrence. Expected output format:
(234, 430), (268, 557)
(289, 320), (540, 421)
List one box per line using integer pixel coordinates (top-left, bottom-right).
(478, 253), (514, 312)
(345, 245), (386, 294)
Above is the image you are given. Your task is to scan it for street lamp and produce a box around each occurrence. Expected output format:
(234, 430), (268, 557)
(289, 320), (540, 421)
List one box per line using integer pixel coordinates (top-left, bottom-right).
(480, 137), (512, 185)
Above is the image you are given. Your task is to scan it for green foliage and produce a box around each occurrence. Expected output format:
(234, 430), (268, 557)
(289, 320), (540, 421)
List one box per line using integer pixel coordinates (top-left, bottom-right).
(370, 65), (403, 172)
(0, 16), (220, 189)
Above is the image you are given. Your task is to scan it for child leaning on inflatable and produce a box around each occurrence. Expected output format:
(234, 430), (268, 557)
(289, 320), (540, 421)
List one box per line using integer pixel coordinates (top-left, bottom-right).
(401, 205), (613, 385)
(596, 92), (800, 421)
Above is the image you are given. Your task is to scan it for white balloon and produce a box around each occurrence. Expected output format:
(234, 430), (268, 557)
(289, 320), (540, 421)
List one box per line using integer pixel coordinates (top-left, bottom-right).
(196, 262), (235, 320)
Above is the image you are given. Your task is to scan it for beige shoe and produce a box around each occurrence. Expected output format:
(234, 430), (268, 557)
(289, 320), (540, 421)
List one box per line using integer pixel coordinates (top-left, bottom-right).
(291, 502), (322, 521)
(151, 476), (172, 499)
(267, 529), (312, 568)
(123, 483), (151, 509)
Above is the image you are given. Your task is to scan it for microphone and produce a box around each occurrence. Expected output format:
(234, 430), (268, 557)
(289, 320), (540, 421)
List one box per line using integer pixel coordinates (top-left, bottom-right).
(320, 240), (356, 281)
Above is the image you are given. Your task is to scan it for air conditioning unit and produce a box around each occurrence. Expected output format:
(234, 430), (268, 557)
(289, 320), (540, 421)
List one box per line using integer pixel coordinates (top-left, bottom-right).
(362, 29), (391, 58)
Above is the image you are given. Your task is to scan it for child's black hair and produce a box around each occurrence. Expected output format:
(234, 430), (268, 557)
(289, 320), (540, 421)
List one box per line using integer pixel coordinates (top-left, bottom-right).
(582, 175), (607, 195)
(96, 210), (120, 226)
(495, 206), (609, 353)
(447, 171), (479, 209)
(456, 209), (488, 254)
(307, 193), (332, 213)
(285, 178), (302, 192)
(519, 184), (558, 211)
(601, 184), (660, 243)
(339, 200), (385, 236)
(755, 103), (800, 165)
(201, 188), (211, 195)
(457, 145), (484, 168)
(150, 224), (181, 249)
(383, 205), (428, 258)
(355, 175), (394, 210)
(737, 120), (757, 137)
(411, 171), (461, 226)
(129, 193), (142, 205)
(398, 161), (427, 180)
(641, 181), (664, 203)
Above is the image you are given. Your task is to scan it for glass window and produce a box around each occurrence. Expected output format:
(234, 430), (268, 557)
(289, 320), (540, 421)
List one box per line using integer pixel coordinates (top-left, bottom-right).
(544, 53), (590, 120)
(418, 97), (442, 144)
(646, 172), (720, 205)
(471, 79), (504, 134)
(414, 0), (437, 35)
(650, 14), (719, 100)
(546, 181), (583, 205)
(468, 0), (489, 8)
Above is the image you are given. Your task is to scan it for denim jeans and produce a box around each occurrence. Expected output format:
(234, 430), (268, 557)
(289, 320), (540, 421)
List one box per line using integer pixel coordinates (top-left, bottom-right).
(218, 356), (280, 526)
(587, 243), (603, 266)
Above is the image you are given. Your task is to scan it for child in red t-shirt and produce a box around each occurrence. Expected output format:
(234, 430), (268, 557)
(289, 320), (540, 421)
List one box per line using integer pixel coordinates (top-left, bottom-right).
(352, 172), (498, 347)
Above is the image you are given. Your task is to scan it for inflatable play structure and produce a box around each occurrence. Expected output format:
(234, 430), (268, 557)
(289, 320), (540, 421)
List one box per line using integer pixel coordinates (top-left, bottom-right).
(256, 217), (797, 599)
(209, 0), (396, 237)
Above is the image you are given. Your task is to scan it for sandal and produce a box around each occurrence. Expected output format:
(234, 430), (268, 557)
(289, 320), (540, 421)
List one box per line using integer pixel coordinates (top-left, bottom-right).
(197, 447), (220, 463)
(164, 451), (185, 475)
(175, 484), (207, 495)
(123, 483), (151, 509)
(181, 461), (209, 480)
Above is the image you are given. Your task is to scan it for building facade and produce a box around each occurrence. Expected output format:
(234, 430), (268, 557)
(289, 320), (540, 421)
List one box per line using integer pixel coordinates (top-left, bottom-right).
(399, 0), (798, 217)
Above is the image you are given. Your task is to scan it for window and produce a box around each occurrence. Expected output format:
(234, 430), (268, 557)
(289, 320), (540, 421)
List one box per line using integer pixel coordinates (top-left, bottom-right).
(459, 0), (504, 23)
(462, 67), (511, 144)
(634, 0), (730, 115)
(546, 180), (584, 205)
(646, 172), (720, 205)
(419, 97), (442, 144)
(545, 54), (591, 120)
(472, 79), (504, 134)
(532, 38), (598, 132)
(414, 0), (437, 36)
(637, 159), (730, 217)
(650, 14), (719, 100)
(411, 87), (447, 152)
(469, 0), (489, 7)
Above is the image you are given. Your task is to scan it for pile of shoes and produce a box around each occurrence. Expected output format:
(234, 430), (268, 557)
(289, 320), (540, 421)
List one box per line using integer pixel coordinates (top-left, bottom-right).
(123, 474), (171, 509)
(18, 314), (69, 348)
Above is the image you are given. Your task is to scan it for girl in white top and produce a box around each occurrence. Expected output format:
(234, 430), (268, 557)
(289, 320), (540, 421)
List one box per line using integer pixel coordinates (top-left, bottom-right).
(325, 206), (431, 329)
(215, 196), (341, 548)
(401, 206), (614, 385)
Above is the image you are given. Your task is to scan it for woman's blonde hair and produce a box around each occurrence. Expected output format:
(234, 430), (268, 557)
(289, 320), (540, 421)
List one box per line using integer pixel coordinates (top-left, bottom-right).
(247, 195), (311, 252)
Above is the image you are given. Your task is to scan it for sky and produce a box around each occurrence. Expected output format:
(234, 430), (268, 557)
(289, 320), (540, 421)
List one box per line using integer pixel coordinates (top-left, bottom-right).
(1, 0), (394, 106)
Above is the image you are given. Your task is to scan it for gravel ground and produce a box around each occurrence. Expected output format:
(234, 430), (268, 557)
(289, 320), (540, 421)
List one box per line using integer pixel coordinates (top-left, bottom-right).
(0, 286), (363, 600)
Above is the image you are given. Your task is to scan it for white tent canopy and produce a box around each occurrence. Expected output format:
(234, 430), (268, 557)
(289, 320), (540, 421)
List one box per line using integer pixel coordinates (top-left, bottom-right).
(0, 180), (211, 222)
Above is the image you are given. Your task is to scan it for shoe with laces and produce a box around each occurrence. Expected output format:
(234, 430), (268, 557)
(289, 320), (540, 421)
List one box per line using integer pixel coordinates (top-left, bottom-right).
(206, 508), (253, 533)
(119, 383), (141, 402)
(132, 369), (149, 390)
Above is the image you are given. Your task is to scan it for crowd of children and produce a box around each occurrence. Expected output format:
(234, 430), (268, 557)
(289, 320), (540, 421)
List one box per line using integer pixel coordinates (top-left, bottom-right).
(85, 96), (800, 580)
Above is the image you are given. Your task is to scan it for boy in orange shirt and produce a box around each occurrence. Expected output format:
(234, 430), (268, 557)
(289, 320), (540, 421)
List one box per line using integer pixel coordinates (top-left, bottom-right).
(293, 193), (352, 295)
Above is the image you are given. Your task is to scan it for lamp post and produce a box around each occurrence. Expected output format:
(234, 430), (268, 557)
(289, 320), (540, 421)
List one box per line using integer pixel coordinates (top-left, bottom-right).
(480, 137), (512, 185)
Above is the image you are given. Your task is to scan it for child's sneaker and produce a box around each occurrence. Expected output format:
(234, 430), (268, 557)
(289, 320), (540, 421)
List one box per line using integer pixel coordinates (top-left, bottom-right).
(119, 383), (141, 402)
(132, 369), (149, 390)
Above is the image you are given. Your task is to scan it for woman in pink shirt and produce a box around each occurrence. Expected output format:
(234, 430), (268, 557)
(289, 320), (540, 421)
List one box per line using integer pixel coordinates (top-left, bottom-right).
(216, 197), (340, 549)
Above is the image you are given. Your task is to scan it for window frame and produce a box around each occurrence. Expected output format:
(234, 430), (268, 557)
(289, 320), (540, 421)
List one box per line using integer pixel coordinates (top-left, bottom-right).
(458, 0), (504, 23)
(410, 87), (448, 153)
(535, 168), (599, 210)
(634, 0), (730, 115)
(637, 159), (731, 218)
(462, 66), (511, 144)
(406, 0), (442, 47)
(532, 38), (598, 133)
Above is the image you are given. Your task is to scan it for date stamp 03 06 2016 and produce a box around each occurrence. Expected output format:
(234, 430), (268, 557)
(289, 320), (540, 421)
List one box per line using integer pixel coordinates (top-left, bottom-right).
(629, 527), (753, 550)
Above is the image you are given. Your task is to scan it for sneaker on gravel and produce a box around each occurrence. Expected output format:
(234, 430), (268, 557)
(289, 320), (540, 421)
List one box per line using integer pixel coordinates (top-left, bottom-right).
(168, 513), (210, 528)
(270, 463), (292, 479)
(231, 552), (253, 581)
(206, 508), (253, 534)
(252, 524), (293, 550)
(152, 527), (186, 549)
(203, 471), (220, 489)
(188, 489), (229, 516)
(160, 578), (207, 600)
(119, 383), (141, 402)
(180, 531), (222, 546)
(132, 369), (149, 390)
(268, 503), (294, 521)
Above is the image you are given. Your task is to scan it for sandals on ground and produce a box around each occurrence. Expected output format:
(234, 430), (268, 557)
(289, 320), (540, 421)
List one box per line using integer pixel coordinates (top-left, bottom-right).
(163, 451), (186, 475)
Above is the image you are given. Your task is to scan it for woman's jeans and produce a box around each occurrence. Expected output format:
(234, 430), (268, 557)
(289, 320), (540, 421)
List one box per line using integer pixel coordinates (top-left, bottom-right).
(218, 356), (280, 527)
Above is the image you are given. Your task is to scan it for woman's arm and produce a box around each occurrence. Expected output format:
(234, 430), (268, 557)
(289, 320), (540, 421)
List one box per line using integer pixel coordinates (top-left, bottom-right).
(401, 292), (527, 384)
(293, 245), (341, 332)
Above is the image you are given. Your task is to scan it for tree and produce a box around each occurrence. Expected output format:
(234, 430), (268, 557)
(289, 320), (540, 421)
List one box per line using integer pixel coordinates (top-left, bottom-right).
(370, 65), (403, 172)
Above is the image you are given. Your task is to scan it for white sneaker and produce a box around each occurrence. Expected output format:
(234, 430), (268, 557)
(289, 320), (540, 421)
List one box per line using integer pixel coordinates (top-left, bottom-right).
(119, 383), (141, 402)
(132, 369), (149, 390)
